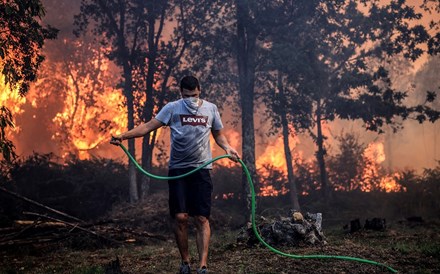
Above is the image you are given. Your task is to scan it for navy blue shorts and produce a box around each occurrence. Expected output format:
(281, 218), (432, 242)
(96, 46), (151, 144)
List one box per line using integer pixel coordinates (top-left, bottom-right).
(168, 168), (213, 218)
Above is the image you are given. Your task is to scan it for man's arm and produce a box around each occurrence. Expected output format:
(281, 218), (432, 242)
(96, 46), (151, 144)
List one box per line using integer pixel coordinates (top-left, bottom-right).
(212, 129), (240, 161)
(110, 118), (164, 145)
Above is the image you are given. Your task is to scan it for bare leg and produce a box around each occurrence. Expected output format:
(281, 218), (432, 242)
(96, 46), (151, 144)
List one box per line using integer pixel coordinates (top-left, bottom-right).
(194, 215), (210, 268)
(174, 213), (190, 263)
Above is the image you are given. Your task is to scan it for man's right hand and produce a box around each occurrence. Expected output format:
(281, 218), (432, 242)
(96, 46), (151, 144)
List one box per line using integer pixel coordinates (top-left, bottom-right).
(110, 135), (123, 146)
(226, 147), (240, 162)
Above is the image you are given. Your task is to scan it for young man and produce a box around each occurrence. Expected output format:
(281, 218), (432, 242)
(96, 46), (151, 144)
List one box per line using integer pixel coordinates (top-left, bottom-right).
(110, 76), (239, 274)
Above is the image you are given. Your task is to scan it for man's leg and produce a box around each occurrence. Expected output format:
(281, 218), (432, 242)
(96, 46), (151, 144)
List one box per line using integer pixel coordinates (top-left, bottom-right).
(194, 215), (210, 268)
(174, 213), (190, 263)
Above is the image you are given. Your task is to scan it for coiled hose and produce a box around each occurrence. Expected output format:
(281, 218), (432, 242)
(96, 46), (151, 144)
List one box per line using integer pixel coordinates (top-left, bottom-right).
(118, 144), (397, 273)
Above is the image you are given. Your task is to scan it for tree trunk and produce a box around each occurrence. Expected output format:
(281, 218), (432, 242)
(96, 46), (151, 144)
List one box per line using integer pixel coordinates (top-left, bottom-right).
(140, 14), (158, 199)
(315, 100), (328, 199)
(236, 0), (258, 224)
(124, 66), (138, 203)
(277, 72), (301, 212)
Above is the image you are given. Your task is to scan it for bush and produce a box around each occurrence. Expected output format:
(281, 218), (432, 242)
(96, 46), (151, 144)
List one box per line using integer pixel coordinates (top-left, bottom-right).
(1, 153), (129, 222)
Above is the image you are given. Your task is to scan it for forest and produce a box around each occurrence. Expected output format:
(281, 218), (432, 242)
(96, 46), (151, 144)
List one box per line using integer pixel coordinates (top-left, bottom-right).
(1, 0), (440, 273)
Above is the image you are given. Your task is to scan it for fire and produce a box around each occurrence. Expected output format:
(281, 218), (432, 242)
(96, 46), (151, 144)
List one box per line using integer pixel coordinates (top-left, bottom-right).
(0, 75), (26, 129)
(257, 137), (288, 171)
(52, 82), (126, 159)
(35, 41), (128, 160)
(256, 130), (299, 196)
(379, 173), (405, 193)
(360, 142), (404, 192)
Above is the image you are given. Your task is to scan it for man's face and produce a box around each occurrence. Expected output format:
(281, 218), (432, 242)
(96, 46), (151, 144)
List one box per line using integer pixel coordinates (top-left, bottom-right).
(181, 87), (201, 98)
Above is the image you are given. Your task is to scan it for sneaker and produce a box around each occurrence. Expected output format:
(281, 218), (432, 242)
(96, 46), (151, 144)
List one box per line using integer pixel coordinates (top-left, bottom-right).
(179, 262), (191, 274)
(197, 266), (208, 274)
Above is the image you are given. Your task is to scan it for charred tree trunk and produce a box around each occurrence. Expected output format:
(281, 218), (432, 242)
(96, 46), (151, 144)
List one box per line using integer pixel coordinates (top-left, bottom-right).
(111, 0), (138, 203)
(124, 65), (138, 203)
(315, 100), (328, 199)
(277, 73), (300, 211)
(141, 134), (155, 199)
(140, 13), (159, 199)
(236, 0), (258, 223)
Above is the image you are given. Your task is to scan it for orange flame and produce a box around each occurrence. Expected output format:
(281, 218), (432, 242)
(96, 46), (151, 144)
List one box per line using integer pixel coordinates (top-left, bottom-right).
(53, 87), (126, 159)
(360, 142), (404, 192)
(0, 75), (26, 123)
(0, 75), (27, 148)
(44, 48), (127, 160)
(256, 129), (299, 196)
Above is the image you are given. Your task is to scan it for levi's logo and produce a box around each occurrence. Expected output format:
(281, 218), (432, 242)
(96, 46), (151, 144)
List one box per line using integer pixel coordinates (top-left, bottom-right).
(180, 115), (208, 126)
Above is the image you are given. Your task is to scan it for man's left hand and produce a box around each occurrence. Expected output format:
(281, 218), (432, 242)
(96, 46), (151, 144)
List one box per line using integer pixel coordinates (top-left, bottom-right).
(110, 135), (123, 146)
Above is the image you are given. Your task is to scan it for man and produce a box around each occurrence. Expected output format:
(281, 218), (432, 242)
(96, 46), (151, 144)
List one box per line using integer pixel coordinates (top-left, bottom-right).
(110, 76), (239, 274)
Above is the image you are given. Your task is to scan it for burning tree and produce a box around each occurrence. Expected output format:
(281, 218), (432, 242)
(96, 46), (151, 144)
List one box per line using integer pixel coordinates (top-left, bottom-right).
(34, 37), (126, 160)
(327, 132), (405, 192)
(0, 0), (57, 162)
(73, 0), (153, 202)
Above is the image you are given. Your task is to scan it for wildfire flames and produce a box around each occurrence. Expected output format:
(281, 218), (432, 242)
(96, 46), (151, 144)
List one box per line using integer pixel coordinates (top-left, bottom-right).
(2, 42), (406, 197)
(3, 71), (406, 195)
(3, 72), (406, 195)
(0, 75), (26, 131)
(360, 142), (405, 193)
(52, 83), (126, 159)
(256, 131), (300, 196)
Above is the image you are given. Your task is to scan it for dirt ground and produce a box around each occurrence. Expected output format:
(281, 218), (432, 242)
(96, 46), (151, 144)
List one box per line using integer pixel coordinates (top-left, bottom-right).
(1, 194), (439, 274)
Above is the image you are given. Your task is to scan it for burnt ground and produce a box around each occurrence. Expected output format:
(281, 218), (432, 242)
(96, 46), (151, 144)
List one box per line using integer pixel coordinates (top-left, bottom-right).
(0, 193), (439, 274)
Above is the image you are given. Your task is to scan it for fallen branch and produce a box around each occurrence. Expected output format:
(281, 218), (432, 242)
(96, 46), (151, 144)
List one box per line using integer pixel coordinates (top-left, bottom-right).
(107, 226), (167, 241)
(0, 236), (66, 247)
(0, 186), (85, 224)
(23, 212), (121, 245)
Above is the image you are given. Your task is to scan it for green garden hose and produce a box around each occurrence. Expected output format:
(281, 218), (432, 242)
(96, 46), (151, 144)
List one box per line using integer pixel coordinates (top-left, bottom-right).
(118, 144), (397, 273)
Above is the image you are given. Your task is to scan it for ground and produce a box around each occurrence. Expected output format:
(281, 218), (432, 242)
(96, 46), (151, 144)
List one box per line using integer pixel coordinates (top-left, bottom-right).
(0, 194), (439, 274)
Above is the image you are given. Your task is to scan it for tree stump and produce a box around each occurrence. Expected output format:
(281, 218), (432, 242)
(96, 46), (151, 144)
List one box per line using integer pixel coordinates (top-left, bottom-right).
(237, 211), (327, 247)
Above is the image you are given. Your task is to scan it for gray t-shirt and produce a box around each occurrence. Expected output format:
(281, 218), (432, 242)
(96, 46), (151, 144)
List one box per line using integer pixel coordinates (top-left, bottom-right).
(155, 98), (224, 169)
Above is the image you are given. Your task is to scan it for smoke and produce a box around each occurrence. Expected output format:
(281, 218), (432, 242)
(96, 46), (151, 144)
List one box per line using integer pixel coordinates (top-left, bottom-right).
(7, 0), (440, 176)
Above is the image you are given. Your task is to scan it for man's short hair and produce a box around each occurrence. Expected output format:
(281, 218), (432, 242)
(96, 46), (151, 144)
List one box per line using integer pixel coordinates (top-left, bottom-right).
(180, 76), (200, 92)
